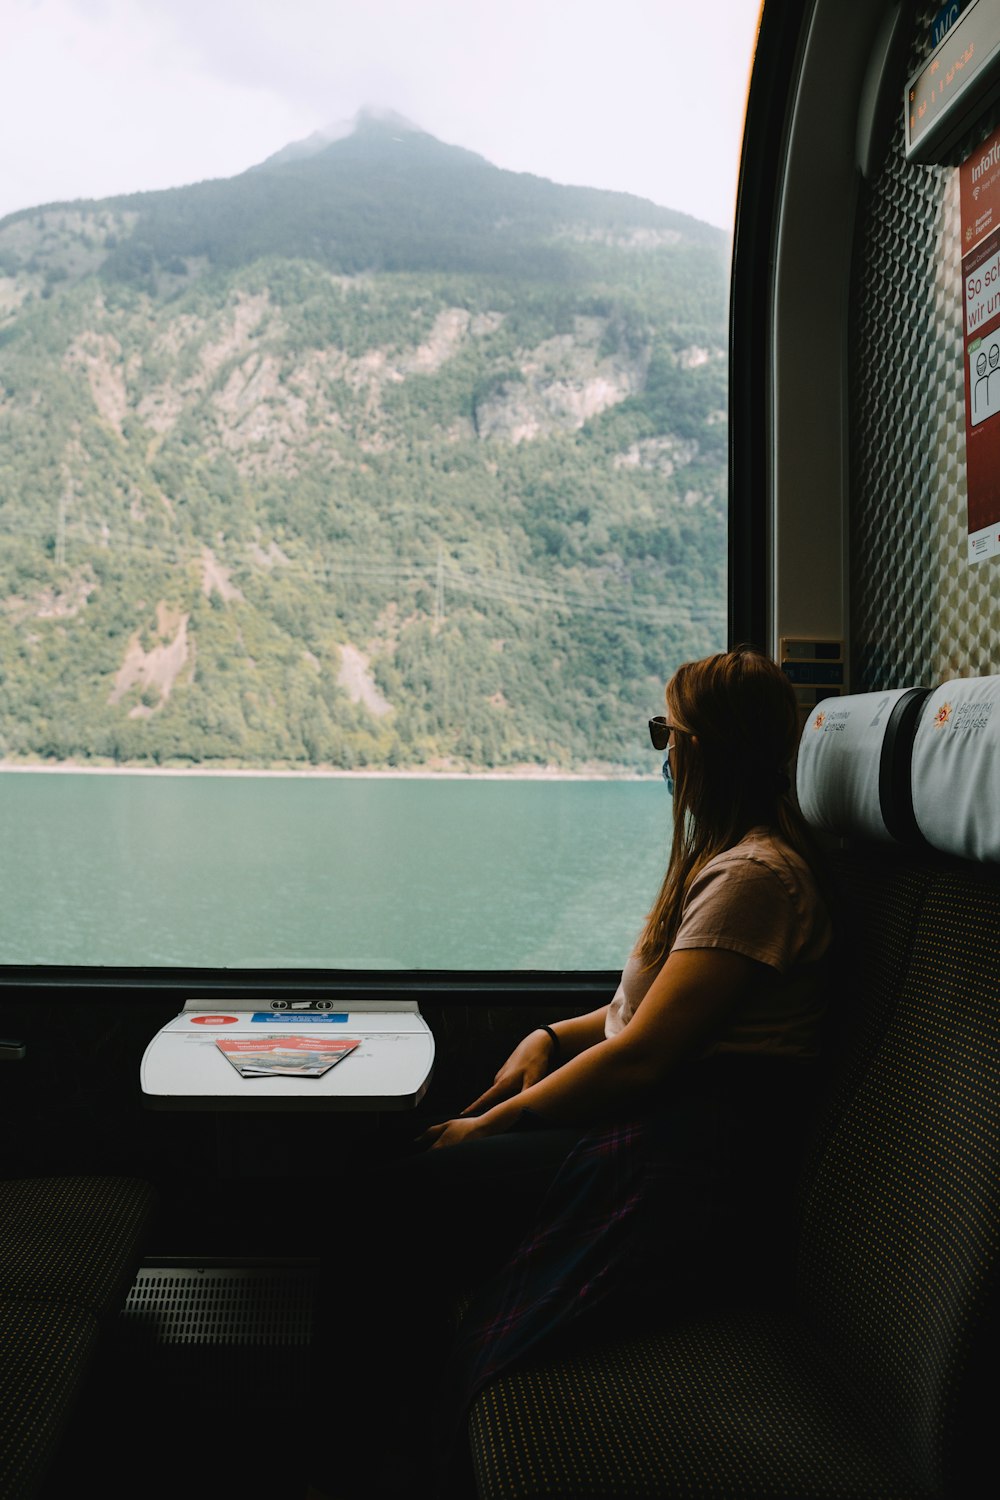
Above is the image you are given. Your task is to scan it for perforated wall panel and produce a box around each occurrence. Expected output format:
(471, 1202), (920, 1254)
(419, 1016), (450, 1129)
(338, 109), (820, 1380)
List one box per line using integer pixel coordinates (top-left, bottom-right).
(851, 2), (1000, 689)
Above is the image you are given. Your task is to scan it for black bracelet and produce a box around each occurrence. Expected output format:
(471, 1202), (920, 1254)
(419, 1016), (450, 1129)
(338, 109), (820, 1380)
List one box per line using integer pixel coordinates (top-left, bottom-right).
(540, 1024), (561, 1062)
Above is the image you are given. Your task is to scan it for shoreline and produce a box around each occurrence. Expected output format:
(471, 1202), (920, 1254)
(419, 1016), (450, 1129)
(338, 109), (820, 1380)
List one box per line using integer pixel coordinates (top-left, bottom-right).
(0, 760), (643, 783)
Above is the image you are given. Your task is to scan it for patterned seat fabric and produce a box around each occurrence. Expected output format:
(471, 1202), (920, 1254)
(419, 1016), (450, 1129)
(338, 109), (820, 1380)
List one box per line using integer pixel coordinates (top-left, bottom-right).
(0, 1175), (154, 1498)
(470, 1312), (934, 1500)
(0, 1300), (100, 1500)
(803, 848), (935, 1170)
(797, 865), (1000, 1497)
(467, 854), (999, 1499)
(0, 1176), (154, 1316)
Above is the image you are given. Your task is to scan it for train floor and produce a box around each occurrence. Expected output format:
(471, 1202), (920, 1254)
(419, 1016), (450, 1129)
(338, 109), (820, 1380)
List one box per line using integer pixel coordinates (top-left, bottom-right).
(31, 1121), (471, 1498)
(38, 1249), (478, 1500)
(39, 1256), (322, 1500)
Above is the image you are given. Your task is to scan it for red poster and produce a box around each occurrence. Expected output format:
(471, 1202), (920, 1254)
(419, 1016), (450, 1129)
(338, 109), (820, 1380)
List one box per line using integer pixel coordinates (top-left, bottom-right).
(960, 123), (1000, 563)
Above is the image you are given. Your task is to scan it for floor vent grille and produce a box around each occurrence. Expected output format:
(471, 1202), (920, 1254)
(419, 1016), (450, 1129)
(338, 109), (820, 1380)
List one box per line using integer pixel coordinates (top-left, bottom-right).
(120, 1260), (318, 1346)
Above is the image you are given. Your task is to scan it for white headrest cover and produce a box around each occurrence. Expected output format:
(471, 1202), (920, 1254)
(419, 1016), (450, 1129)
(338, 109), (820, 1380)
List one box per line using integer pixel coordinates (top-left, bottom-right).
(911, 676), (1000, 860)
(796, 690), (918, 842)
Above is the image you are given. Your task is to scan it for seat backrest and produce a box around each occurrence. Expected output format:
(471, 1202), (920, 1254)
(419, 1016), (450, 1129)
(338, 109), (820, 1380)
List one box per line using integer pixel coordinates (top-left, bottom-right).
(795, 680), (1000, 1495)
(795, 686), (936, 1154)
(795, 687), (929, 845)
(911, 674), (1000, 860)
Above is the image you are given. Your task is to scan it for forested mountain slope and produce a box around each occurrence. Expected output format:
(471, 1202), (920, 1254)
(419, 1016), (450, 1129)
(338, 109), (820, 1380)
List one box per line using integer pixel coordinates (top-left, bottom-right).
(0, 114), (727, 773)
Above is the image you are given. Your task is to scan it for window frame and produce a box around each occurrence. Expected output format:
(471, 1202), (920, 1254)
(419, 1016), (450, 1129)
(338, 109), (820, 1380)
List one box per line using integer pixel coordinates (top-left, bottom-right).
(0, 2), (786, 1002)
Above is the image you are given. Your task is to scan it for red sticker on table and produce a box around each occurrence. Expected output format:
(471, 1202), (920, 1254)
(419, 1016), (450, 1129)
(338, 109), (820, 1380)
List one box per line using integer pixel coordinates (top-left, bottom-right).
(190, 1015), (239, 1025)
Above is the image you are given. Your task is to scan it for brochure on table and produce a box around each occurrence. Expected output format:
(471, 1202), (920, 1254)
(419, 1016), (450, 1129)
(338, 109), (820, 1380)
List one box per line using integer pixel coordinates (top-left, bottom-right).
(216, 1034), (362, 1077)
(141, 999), (434, 1110)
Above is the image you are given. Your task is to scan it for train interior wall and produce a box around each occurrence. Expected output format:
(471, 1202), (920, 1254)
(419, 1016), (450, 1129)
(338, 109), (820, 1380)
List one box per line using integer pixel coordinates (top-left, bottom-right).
(850, 0), (1000, 688)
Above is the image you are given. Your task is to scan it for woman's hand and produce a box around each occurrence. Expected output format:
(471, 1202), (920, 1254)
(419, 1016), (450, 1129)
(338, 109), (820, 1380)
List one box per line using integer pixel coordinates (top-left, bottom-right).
(420, 1113), (504, 1151)
(419, 1028), (559, 1150)
(459, 1028), (556, 1116)
(426, 953), (761, 1146)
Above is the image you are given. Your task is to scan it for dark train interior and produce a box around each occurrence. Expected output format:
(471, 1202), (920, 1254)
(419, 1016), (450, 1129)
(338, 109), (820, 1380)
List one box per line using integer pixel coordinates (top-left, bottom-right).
(2, 1), (999, 1496)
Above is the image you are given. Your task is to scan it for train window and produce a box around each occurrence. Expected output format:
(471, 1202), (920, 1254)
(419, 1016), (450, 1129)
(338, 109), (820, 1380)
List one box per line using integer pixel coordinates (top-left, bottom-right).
(0, 1), (759, 970)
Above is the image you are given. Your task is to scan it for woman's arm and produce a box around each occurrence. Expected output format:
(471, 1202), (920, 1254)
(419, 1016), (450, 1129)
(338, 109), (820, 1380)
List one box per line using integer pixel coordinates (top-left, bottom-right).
(424, 949), (763, 1149)
(458, 1006), (609, 1116)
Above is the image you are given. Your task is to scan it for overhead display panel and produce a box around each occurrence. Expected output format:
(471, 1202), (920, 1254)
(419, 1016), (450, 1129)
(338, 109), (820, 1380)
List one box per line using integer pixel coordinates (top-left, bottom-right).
(907, 0), (1000, 164)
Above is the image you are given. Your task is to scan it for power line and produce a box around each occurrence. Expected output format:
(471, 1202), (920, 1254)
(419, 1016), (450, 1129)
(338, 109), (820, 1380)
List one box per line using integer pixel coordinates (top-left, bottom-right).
(0, 523), (725, 631)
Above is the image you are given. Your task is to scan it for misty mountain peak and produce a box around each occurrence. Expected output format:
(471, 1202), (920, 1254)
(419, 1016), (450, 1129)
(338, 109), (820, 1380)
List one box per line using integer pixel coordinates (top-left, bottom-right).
(260, 107), (425, 168)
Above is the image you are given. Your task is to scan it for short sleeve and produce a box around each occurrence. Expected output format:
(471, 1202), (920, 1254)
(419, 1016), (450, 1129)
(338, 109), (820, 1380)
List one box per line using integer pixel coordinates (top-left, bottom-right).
(671, 856), (803, 973)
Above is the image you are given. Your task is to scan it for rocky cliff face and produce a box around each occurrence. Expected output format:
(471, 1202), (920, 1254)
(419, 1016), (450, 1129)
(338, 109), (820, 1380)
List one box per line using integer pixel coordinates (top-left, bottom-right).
(473, 316), (650, 443)
(0, 122), (728, 773)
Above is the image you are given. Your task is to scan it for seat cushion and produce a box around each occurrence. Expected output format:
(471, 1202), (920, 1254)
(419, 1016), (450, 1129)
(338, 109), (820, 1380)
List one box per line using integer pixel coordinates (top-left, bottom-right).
(0, 1176), (154, 1317)
(0, 1297), (100, 1500)
(468, 1308), (935, 1500)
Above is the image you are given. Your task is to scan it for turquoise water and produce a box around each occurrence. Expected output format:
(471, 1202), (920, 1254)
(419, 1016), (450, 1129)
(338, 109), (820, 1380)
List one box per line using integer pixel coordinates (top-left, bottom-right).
(0, 773), (670, 969)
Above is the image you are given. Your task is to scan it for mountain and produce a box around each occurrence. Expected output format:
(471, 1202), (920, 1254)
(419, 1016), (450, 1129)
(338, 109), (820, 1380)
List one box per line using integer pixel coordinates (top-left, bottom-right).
(0, 118), (728, 773)
(1, 110), (720, 289)
(260, 107), (427, 167)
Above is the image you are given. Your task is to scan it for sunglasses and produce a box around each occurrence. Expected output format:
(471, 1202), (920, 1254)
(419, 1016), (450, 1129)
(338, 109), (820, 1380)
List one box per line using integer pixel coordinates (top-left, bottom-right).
(648, 717), (687, 751)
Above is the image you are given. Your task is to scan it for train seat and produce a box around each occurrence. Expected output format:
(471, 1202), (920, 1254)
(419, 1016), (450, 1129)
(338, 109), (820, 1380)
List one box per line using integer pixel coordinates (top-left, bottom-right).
(795, 686), (930, 846)
(910, 675), (1000, 860)
(465, 684), (999, 1500)
(0, 1151), (153, 1495)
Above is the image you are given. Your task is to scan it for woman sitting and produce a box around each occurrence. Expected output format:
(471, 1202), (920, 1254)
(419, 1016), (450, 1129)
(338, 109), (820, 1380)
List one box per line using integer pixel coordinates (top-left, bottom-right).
(307, 645), (832, 1500)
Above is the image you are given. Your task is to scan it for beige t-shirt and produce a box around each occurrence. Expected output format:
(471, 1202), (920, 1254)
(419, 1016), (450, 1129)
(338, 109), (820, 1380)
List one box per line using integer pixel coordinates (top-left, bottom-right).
(604, 829), (832, 1059)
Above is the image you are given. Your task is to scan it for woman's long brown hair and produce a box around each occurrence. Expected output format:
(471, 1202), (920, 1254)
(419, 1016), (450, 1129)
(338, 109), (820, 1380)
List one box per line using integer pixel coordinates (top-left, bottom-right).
(637, 645), (826, 971)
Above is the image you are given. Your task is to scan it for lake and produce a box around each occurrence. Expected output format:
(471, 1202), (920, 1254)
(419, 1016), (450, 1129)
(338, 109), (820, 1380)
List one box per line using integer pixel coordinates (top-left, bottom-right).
(0, 771), (671, 970)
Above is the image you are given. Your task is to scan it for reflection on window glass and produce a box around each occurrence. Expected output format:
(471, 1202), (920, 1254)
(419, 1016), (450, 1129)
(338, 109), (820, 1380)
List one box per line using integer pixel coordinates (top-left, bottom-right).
(0, 0), (759, 968)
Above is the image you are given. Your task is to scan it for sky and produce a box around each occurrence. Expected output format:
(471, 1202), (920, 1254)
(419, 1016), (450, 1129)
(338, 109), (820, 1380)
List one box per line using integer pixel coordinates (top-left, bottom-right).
(1, 0), (761, 230)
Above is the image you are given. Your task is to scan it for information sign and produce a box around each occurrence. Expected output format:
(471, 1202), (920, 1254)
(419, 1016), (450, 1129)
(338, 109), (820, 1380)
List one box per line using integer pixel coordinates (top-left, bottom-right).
(960, 120), (1000, 562)
(908, 0), (1000, 163)
(933, 2), (962, 50)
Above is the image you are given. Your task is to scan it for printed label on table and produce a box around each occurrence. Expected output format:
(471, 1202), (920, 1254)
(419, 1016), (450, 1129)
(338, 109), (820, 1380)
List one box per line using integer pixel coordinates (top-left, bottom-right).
(251, 1012), (349, 1023)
